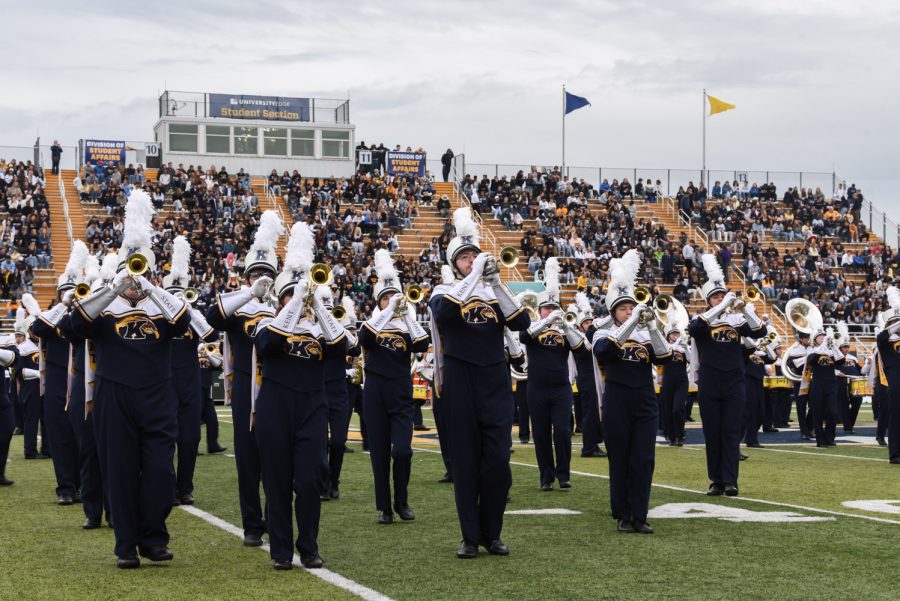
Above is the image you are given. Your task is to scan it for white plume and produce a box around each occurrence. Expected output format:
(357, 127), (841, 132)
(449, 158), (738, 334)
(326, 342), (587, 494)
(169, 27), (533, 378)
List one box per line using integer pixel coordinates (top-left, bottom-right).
(887, 285), (900, 311)
(169, 235), (192, 282)
(341, 295), (357, 322)
(837, 321), (850, 344)
(441, 265), (455, 285)
(64, 240), (89, 278)
(284, 221), (315, 273)
(453, 207), (479, 245)
(99, 253), (119, 281)
(84, 255), (100, 283)
(608, 248), (641, 291)
(701, 253), (725, 284)
(21, 293), (40, 316)
(566, 303), (578, 315)
(374, 249), (398, 283)
(544, 257), (561, 296)
(121, 189), (156, 253)
(807, 310), (823, 334)
(248, 210), (284, 257)
(575, 291), (593, 316)
(825, 326), (835, 341)
(14, 307), (25, 329)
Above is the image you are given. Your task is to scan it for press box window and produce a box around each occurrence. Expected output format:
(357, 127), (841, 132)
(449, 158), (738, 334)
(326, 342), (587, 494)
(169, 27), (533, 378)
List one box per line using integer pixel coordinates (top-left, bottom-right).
(234, 127), (258, 155)
(322, 130), (350, 158)
(169, 123), (198, 152)
(206, 125), (230, 153)
(263, 128), (288, 156)
(291, 129), (314, 157)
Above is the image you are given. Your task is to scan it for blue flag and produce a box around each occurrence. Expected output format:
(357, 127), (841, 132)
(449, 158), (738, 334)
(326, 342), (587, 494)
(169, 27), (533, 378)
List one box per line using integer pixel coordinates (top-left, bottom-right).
(564, 91), (590, 115)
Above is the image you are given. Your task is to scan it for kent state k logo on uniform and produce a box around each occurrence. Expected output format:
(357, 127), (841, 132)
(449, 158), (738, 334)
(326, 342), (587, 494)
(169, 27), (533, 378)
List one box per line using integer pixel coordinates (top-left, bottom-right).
(243, 315), (267, 337)
(285, 335), (322, 360)
(115, 316), (161, 340)
(817, 355), (834, 367)
(537, 330), (565, 348)
(377, 332), (408, 352)
(711, 325), (739, 342)
(619, 341), (650, 363)
(461, 300), (498, 324)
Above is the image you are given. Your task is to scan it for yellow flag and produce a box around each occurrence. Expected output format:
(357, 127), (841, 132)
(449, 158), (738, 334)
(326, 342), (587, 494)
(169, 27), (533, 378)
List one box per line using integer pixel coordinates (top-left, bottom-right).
(707, 94), (736, 116)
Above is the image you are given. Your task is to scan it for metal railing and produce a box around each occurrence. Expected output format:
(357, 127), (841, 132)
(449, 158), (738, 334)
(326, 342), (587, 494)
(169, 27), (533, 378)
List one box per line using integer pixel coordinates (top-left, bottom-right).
(57, 172), (73, 246)
(159, 90), (351, 124)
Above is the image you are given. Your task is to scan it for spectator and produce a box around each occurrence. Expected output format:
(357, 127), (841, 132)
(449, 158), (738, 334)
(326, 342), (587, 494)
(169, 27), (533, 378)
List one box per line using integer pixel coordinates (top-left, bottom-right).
(51, 140), (63, 175)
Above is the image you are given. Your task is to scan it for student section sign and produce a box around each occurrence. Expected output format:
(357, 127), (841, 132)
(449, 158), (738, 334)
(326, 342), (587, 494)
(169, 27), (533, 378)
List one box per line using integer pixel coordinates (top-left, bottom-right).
(209, 93), (311, 122)
(84, 140), (126, 166)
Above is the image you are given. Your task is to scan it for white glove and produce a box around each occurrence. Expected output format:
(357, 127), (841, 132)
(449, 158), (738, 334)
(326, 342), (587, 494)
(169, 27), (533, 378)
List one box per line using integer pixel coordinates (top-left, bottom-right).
(386, 293), (402, 312)
(111, 271), (131, 294)
(62, 290), (75, 306)
(471, 252), (490, 278)
(250, 276), (273, 300)
(135, 275), (157, 291)
(721, 291), (737, 308)
(548, 309), (564, 324)
(294, 280), (309, 302)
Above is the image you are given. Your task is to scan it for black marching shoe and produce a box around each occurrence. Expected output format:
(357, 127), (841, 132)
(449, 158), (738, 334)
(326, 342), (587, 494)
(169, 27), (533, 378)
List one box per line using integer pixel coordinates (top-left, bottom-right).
(616, 519), (636, 533)
(243, 532), (264, 547)
(83, 518), (102, 530)
(673, 438), (685, 447)
(0, 477), (13, 486)
(890, 457), (900, 464)
(746, 443), (765, 448)
(300, 553), (324, 569)
(707, 483), (725, 496)
(13, 427), (22, 435)
(413, 424), (429, 431)
(273, 559), (293, 571)
(763, 426), (779, 433)
(139, 546), (174, 562)
(437, 473), (453, 483)
(328, 488), (340, 500)
(876, 436), (887, 446)
(208, 445), (227, 454)
(724, 485), (739, 497)
(739, 453), (748, 461)
(24, 454), (49, 460)
(377, 511), (394, 525)
(344, 445), (355, 454)
(58, 495), (74, 506)
(540, 483), (553, 492)
(632, 520), (654, 534)
(480, 539), (509, 555)
(394, 504), (416, 521)
(456, 540), (478, 559)
(580, 449), (606, 457)
(178, 493), (194, 506)
(320, 492), (332, 502)
(116, 556), (140, 569)
(559, 481), (572, 489)
(74, 491), (82, 503)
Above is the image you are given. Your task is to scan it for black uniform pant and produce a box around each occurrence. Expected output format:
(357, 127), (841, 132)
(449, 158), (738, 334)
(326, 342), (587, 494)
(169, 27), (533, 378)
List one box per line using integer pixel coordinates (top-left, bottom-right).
(809, 383), (837, 446)
(255, 381), (327, 560)
(839, 383), (862, 431)
(347, 382), (366, 449)
(742, 377), (764, 446)
(94, 377), (176, 559)
(602, 381), (657, 523)
(698, 369), (744, 487)
(44, 367), (80, 497)
(68, 372), (105, 521)
(431, 388), (452, 475)
(172, 365), (202, 497)
(13, 388), (23, 431)
(325, 378), (351, 491)
(21, 379), (42, 456)
(515, 382), (530, 441)
(772, 388), (791, 426)
(442, 357), (512, 544)
(875, 384), (890, 439)
(231, 370), (265, 536)
(795, 387), (814, 436)
(659, 378), (687, 442)
(201, 388), (220, 450)
(887, 386), (900, 461)
(527, 383), (573, 486)
(363, 373), (414, 512)
(0, 395), (13, 478)
(578, 380), (603, 453)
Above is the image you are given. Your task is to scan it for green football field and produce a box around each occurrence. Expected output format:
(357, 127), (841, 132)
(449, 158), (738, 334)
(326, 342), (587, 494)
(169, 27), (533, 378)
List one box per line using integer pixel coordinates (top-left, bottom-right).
(1, 407), (898, 601)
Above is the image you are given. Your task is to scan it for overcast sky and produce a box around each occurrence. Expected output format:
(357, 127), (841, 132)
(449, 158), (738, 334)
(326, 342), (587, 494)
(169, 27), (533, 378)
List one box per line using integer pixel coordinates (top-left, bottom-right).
(2, 1), (898, 215)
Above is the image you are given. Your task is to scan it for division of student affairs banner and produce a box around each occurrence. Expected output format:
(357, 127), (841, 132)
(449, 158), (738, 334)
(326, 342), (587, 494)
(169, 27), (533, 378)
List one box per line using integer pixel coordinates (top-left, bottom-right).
(84, 140), (126, 166)
(386, 151), (426, 176)
(209, 93), (311, 121)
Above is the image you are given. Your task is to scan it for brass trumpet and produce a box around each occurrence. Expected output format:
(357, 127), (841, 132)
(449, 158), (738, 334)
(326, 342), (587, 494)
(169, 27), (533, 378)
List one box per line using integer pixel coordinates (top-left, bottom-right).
(182, 287), (199, 305)
(405, 284), (424, 304)
(499, 246), (519, 268)
(126, 253), (149, 278)
(74, 282), (91, 300)
(309, 263), (333, 287)
(563, 311), (579, 326)
(634, 286), (651, 305)
(332, 305), (346, 321)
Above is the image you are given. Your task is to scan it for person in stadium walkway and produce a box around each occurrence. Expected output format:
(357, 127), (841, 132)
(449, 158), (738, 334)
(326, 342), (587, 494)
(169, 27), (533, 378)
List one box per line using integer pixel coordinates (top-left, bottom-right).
(429, 207), (529, 558)
(787, 333), (814, 439)
(874, 286), (900, 464)
(361, 248), (430, 525)
(742, 327), (778, 449)
(199, 345), (226, 454)
(659, 321), (690, 447)
(253, 224), (348, 570)
(71, 188), (191, 569)
(26, 241), (88, 505)
(0, 333), (21, 486)
(834, 324), (862, 433)
(592, 248), (670, 534)
(15, 308), (43, 460)
(805, 325), (843, 448)
(163, 236), (218, 506)
(520, 257), (583, 492)
(688, 254), (766, 497)
(206, 210), (282, 547)
(59, 253), (113, 529)
(571, 292), (607, 457)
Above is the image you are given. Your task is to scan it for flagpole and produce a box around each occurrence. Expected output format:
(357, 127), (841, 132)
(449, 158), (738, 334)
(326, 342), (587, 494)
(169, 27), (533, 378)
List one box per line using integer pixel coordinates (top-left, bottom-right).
(562, 84), (566, 176)
(702, 88), (706, 185)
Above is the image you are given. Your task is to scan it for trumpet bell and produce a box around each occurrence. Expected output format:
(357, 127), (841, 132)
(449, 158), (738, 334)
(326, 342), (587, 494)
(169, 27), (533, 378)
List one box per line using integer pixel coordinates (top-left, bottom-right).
(126, 253), (149, 278)
(633, 286), (651, 305)
(405, 284), (424, 304)
(499, 246), (519, 268)
(332, 306), (346, 320)
(745, 285), (763, 302)
(182, 287), (199, 304)
(74, 283), (91, 300)
(564, 311), (579, 325)
(309, 263), (333, 287)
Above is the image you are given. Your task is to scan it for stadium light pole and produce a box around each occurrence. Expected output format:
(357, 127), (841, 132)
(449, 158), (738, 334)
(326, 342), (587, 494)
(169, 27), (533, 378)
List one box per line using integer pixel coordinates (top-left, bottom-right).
(702, 88), (706, 186)
(562, 84), (566, 176)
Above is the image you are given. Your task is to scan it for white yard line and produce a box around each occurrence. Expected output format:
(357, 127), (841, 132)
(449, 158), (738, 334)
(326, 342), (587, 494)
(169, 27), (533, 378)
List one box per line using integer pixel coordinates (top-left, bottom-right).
(411, 447), (900, 526)
(179, 505), (396, 601)
(750, 447), (887, 462)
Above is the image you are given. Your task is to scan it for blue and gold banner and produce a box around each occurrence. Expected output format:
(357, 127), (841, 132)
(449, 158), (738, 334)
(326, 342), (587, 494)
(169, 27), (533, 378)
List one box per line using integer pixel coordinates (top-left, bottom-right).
(386, 151), (426, 176)
(209, 93), (310, 121)
(84, 140), (126, 165)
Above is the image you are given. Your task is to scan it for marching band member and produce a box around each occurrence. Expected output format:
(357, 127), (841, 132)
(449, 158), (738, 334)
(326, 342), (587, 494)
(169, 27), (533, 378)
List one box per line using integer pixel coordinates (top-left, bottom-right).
(834, 323), (861, 433)
(688, 254), (766, 497)
(512, 291), (536, 446)
(659, 322), (689, 447)
(862, 323), (890, 447)
(787, 333), (814, 440)
(253, 227), (348, 570)
(0, 332), (21, 485)
(875, 286), (900, 464)
(206, 210), (282, 547)
(15, 308), (43, 460)
(520, 257), (583, 491)
(592, 249), (670, 533)
(361, 249), (430, 525)
(429, 207), (529, 558)
(426, 267), (453, 482)
(27, 241), (88, 505)
(805, 325), (843, 448)
(571, 292), (606, 457)
(199, 342), (226, 454)
(163, 235), (218, 506)
(340, 296), (367, 452)
(742, 326), (777, 449)
(71, 189), (190, 568)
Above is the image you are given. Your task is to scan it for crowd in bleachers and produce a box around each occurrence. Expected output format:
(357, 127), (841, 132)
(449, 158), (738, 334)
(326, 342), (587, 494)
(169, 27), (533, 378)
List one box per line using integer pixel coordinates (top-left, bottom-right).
(0, 158), (50, 300)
